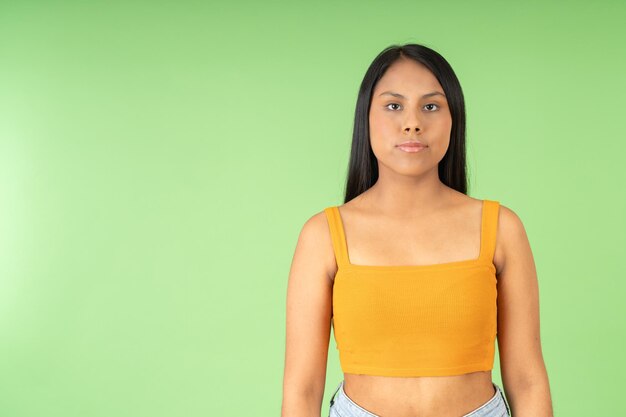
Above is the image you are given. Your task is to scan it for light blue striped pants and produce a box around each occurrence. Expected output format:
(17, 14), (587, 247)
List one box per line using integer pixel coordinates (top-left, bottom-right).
(328, 380), (511, 417)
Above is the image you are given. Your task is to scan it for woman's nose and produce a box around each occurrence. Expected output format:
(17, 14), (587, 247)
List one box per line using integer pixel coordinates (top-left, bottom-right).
(403, 110), (422, 132)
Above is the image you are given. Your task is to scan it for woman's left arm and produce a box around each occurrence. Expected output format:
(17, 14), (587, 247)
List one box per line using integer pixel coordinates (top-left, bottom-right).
(495, 205), (554, 417)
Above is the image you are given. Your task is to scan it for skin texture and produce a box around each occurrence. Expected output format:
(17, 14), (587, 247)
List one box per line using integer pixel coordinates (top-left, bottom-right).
(281, 58), (553, 417)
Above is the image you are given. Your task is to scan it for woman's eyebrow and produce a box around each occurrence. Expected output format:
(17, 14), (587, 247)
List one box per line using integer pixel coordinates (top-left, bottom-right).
(378, 91), (446, 99)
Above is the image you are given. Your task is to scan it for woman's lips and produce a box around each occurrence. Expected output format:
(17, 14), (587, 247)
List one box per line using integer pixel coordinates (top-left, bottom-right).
(396, 144), (428, 153)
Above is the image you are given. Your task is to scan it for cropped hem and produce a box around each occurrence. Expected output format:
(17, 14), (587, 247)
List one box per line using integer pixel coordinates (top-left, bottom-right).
(342, 361), (493, 377)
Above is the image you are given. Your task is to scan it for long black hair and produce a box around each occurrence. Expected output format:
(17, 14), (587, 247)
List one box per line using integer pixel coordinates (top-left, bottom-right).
(344, 43), (468, 203)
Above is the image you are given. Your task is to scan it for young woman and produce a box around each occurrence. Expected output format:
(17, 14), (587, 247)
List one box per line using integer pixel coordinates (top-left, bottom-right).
(282, 43), (553, 417)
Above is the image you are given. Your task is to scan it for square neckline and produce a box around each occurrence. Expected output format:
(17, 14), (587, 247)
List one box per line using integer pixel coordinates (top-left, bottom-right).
(332, 199), (493, 272)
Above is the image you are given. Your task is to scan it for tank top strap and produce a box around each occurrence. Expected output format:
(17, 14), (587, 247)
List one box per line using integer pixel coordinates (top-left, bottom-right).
(323, 206), (350, 268)
(479, 199), (501, 264)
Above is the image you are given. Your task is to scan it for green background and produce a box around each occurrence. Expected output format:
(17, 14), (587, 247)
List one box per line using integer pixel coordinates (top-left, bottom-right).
(1, 1), (624, 416)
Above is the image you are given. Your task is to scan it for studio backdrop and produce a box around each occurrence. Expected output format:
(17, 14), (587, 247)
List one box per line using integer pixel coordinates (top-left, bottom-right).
(0, 1), (624, 416)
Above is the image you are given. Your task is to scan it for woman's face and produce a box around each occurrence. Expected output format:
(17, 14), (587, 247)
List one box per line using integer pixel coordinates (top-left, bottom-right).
(369, 58), (452, 177)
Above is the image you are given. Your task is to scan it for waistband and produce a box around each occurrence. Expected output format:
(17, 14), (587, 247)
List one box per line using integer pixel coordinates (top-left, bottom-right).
(329, 380), (511, 417)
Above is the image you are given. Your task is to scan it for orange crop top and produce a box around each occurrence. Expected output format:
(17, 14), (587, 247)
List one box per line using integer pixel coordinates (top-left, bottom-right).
(323, 199), (500, 377)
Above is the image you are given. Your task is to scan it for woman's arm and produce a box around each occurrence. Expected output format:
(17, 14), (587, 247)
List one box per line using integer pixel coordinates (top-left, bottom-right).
(281, 211), (336, 417)
(496, 205), (554, 417)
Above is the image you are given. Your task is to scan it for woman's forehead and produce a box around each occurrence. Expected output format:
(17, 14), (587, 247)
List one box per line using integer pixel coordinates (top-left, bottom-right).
(375, 60), (442, 94)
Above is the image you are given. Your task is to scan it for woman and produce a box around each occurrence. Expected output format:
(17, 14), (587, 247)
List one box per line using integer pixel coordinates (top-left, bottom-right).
(282, 43), (553, 417)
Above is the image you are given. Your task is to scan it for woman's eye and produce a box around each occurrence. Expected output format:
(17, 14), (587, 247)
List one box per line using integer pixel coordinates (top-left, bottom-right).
(385, 103), (440, 111)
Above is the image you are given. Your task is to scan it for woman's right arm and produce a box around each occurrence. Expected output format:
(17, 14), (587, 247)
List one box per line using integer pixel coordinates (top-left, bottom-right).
(281, 211), (337, 417)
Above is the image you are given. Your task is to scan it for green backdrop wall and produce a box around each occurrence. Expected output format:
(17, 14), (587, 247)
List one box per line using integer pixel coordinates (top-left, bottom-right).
(1, 1), (624, 416)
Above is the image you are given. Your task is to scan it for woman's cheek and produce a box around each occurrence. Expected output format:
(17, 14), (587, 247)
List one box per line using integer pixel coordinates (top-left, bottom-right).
(370, 132), (395, 164)
(431, 139), (450, 162)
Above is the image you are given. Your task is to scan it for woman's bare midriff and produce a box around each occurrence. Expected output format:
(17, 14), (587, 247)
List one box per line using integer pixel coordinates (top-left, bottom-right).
(342, 370), (496, 417)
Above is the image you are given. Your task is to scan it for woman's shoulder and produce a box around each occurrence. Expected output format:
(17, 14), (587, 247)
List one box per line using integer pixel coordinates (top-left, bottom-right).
(495, 202), (528, 243)
(485, 200), (530, 275)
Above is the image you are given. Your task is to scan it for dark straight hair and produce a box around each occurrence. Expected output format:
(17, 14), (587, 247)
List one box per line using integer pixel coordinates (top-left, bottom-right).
(344, 43), (468, 203)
